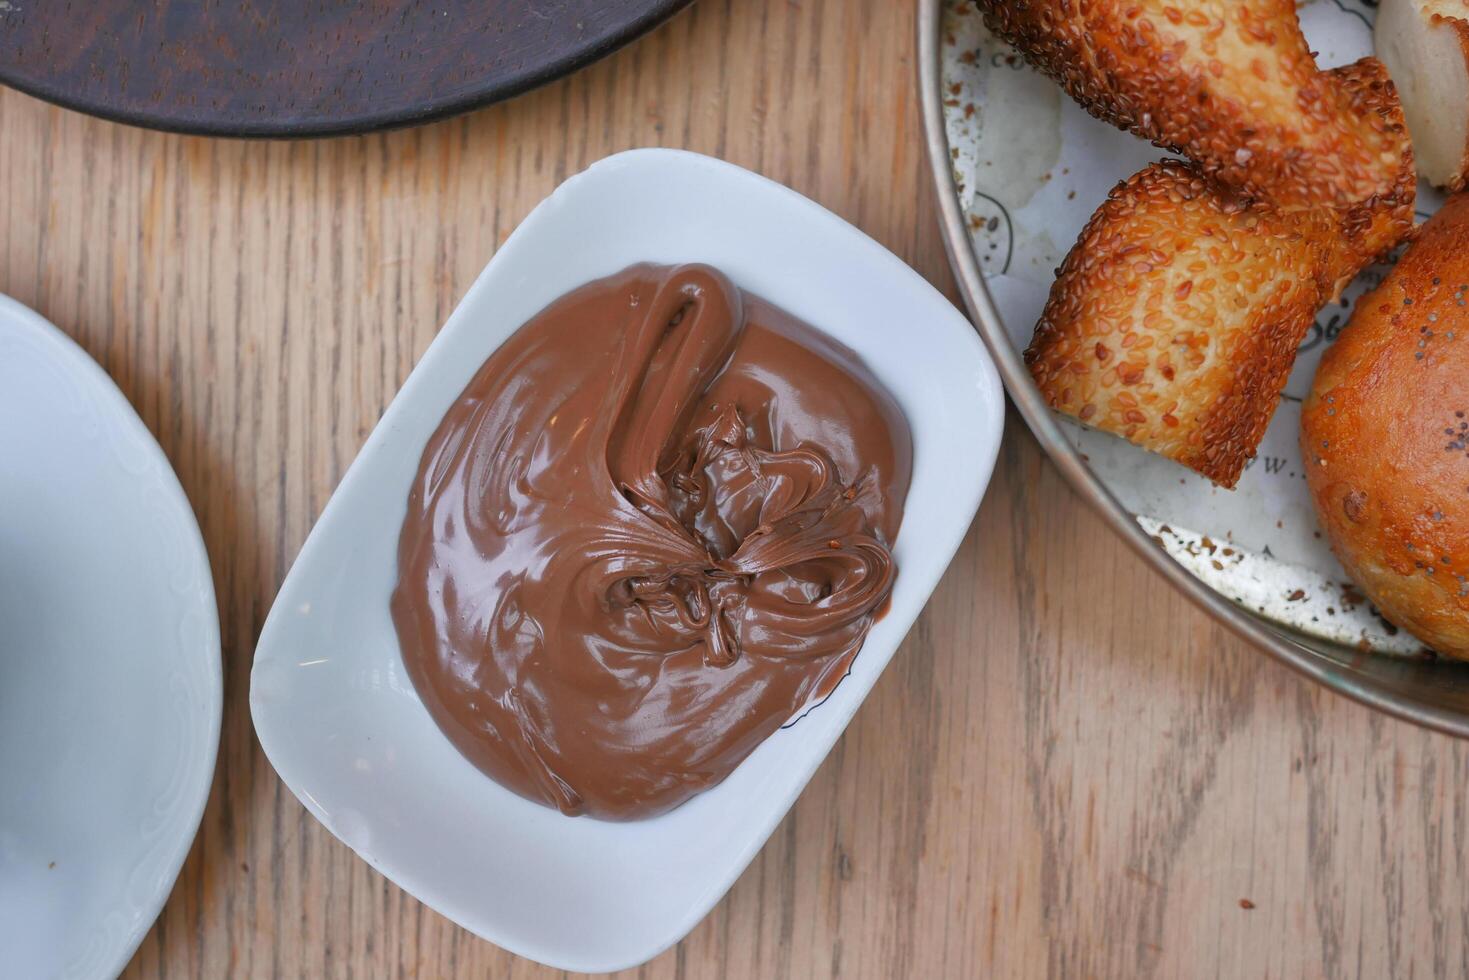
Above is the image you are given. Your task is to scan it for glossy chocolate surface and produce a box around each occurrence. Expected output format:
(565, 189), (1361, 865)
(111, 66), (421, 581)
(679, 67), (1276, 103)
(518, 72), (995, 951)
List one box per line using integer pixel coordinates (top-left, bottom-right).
(392, 264), (910, 819)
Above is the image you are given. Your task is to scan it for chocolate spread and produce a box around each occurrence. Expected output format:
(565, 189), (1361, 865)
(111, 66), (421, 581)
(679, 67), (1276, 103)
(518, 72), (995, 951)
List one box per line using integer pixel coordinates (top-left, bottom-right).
(391, 264), (911, 820)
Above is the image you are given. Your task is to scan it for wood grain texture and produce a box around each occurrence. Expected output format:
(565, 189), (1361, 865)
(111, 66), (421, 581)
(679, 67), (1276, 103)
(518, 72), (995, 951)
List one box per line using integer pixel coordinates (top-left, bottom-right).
(0, 0), (1466, 975)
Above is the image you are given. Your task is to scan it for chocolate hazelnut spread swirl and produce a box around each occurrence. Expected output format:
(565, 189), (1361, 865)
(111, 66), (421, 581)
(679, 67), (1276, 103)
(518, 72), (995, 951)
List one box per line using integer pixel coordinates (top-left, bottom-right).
(391, 264), (911, 820)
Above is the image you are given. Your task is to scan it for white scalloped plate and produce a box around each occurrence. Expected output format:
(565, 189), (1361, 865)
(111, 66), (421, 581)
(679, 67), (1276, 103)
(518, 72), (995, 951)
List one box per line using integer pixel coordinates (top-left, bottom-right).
(0, 295), (221, 980)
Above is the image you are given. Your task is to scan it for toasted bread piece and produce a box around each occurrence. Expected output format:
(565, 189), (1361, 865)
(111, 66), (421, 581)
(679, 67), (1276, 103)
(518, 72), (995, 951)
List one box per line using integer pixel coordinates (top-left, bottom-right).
(1376, 0), (1469, 191)
(1025, 160), (1336, 487)
(1023, 59), (1413, 487)
(1327, 57), (1418, 281)
(976, 1), (1407, 210)
(1302, 193), (1469, 658)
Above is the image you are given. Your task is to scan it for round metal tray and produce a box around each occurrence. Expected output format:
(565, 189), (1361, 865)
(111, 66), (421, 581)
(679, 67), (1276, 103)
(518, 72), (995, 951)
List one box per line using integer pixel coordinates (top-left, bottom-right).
(916, 0), (1469, 736)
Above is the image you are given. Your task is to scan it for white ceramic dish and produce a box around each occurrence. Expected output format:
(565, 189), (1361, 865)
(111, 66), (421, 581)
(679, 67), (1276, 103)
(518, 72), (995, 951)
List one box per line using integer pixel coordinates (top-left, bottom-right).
(250, 149), (1004, 972)
(0, 296), (221, 980)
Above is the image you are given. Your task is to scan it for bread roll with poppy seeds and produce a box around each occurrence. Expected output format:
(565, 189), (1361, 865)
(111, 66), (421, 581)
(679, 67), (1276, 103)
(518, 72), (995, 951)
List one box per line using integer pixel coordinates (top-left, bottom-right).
(974, 0), (1411, 211)
(1302, 193), (1469, 659)
(1376, 0), (1469, 191)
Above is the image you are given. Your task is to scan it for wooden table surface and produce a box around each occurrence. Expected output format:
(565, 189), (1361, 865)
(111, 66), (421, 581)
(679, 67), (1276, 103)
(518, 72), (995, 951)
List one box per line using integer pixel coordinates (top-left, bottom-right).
(5, 0), (1467, 976)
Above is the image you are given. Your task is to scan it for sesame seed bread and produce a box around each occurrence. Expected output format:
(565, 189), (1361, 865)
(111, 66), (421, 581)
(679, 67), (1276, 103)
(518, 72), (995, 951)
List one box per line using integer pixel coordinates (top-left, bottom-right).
(1302, 193), (1469, 659)
(975, 0), (1408, 210)
(987, 0), (1420, 485)
(1325, 57), (1418, 284)
(1025, 160), (1337, 487)
(1025, 58), (1412, 489)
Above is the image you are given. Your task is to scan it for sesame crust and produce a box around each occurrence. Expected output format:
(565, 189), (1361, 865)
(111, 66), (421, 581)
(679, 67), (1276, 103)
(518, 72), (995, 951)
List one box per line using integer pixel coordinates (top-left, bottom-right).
(1025, 57), (1413, 488)
(987, 0), (1420, 485)
(974, 0), (1409, 210)
(1323, 58), (1418, 285)
(1025, 160), (1336, 487)
(1302, 194), (1469, 659)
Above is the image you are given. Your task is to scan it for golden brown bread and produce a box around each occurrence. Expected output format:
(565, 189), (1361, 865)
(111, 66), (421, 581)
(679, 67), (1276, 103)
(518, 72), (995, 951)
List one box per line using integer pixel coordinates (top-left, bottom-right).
(1024, 59), (1414, 487)
(973, 0), (1410, 211)
(1326, 58), (1418, 278)
(1025, 160), (1337, 487)
(1302, 193), (1469, 659)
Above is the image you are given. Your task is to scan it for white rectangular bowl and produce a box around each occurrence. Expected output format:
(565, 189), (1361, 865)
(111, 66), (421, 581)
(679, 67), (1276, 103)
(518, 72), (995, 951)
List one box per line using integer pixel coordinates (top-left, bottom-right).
(250, 148), (1004, 973)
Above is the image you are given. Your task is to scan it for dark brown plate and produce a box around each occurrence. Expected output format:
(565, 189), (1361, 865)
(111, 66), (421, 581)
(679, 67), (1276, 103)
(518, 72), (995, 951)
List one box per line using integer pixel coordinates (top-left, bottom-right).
(0, 0), (692, 137)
